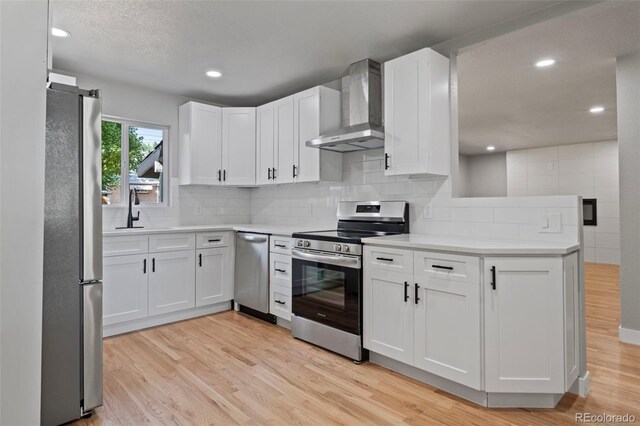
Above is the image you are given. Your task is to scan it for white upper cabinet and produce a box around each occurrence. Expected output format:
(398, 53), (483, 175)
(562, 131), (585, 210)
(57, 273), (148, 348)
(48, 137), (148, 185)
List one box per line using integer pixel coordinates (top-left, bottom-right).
(256, 102), (276, 185)
(222, 107), (256, 186)
(256, 96), (296, 185)
(293, 86), (342, 183)
(180, 103), (256, 186)
(179, 102), (223, 185)
(383, 47), (450, 177)
(275, 96), (295, 184)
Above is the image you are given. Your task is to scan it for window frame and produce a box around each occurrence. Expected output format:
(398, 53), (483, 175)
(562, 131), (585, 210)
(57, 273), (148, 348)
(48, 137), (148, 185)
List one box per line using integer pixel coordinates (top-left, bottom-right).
(101, 115), (170, 208)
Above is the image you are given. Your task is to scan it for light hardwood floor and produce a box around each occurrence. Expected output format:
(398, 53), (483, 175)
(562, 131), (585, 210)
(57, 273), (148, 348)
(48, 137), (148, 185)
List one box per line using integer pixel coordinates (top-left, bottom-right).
(78, 263), (640, 425)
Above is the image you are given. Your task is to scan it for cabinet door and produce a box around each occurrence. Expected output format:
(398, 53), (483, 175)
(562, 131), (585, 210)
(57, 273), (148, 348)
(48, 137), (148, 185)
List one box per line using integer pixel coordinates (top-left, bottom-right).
(180, 102), (222, 185)
(222, 107), (256, 186)
(275, 96), (295, 184)
(384, 48), (449, 177)
(256, 103), (275, 185)
(484, 257), (565, 393)
(103, 254), (148, 325)
(149, 250), (196, 316)
(363, 269), (414, 365)
(293, 87), (320, 183)
(196, 248), (231, 307)
(413, 277), (481, 389)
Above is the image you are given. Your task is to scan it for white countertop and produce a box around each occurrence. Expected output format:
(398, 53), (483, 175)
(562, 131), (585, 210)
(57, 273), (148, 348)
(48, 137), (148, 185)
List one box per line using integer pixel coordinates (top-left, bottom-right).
(362, 234), (580, 256)
(102, 223), (321, 237)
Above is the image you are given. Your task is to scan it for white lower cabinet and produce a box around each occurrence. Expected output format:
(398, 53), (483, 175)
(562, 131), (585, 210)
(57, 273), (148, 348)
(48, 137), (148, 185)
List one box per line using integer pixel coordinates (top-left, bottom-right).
(196, 247), (232, 307)
(364, 247), (481, 389)
(364, 246), (579, 397)
(148, 250), (196, 316)
(363, 270), (414, 365)
(103, 254), (149, 325)
(103, 231), (234, 335)
(269, 238), (292, 321)
(483, 256), (567, 394)
(414, 276), (481, 389)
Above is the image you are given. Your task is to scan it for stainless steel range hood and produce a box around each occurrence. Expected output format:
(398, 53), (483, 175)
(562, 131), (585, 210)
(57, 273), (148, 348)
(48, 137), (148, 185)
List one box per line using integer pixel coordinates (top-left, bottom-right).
(306, 59), (384, 152)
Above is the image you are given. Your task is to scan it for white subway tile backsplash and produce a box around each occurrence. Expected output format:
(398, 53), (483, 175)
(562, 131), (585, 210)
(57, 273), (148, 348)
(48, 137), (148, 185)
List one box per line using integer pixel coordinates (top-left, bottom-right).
(593, 140), (618, 158)
(559, 143), (593, 160)
(584, 248), (596, 263)
(527, 146), (559, 162)
(527, 160), (559, 176)
(595, 248), (620, 265)
(559, 158), (594, 174)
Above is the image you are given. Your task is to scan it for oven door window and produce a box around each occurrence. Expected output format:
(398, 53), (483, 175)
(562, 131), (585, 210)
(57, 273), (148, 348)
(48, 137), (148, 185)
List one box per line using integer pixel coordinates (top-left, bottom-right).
(292, 258), (361, 334)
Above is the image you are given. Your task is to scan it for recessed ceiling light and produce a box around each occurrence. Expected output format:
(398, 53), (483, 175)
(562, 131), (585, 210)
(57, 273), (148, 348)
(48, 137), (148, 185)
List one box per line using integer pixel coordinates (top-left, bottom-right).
(51, 27), (70, 38)
(486, 146), (496, 151)
(206, 70), (222, 78)
(535, 58), (556, 68)
(590, 106), (605, 114)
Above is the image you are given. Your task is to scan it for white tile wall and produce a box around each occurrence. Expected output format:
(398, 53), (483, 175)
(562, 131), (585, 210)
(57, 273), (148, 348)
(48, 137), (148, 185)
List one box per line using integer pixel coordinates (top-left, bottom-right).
(506, 140), (619, 264)
(252, 148), (580, 245)
(103, 148), (581, 250)
(102, 178), (252, 230)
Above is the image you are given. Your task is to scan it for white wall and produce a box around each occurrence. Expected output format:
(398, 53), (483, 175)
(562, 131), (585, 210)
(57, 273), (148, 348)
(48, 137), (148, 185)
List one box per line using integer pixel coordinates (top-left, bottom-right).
(617, 51), (640, 338)
(0, 1), (48, 424)
(506, 141), (619, 264)
(252, 148), (580, 244)
(63, 71), (253, 229)
(458, 152), (507, 198)
(457, 154), (472, 197)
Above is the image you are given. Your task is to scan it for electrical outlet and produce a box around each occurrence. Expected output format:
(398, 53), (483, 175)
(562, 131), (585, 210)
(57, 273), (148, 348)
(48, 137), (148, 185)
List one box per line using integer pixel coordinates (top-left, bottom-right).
(195, 206), (202, 215)
(425, 205), (433, 219)
(306, 205), (313, 216)
(539, 212), (562, 233)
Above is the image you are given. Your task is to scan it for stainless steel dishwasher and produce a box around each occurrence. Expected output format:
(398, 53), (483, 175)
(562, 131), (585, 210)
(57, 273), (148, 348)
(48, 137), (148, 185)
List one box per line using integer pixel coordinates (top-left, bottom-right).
(234, 232), (276, 323)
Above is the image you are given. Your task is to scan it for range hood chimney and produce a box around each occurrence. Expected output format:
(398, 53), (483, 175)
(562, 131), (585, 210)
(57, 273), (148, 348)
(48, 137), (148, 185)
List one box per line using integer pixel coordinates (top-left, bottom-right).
(306, 59), (384, 152)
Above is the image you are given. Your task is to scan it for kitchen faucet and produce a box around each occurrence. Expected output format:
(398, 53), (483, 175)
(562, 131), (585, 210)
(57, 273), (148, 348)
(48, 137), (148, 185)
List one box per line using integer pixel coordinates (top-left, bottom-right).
(117, 188), (143, 229)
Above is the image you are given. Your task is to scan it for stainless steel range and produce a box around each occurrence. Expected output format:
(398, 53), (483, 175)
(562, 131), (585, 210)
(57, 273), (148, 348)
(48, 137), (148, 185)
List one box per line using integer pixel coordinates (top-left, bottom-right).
(291, 201), (409, 363)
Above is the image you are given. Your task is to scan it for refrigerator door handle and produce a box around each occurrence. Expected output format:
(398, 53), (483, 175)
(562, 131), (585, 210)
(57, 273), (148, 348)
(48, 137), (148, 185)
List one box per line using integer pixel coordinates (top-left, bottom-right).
(81, 94), (103, 282)
(82, 282), (103, 413)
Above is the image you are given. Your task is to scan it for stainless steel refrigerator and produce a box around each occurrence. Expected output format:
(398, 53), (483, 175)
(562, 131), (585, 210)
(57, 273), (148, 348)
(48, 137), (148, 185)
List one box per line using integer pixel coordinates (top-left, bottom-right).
(41, 83), (103, 425)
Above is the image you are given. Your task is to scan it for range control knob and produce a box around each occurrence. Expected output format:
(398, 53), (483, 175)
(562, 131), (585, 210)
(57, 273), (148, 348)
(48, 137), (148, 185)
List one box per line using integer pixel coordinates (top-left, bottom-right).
(303, 240), (311, 248)
(297, 240), (304, 247)
(342, 245), (350, 253)
(335, 244), (342, 252)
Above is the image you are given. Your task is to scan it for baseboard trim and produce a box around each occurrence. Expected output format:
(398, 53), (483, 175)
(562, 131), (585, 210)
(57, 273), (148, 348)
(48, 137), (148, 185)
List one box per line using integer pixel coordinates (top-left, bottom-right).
(104, 301), (232, 337)
(370, 352), (488, 407)
(487, 392), (563, 408)
(619, 326), (640, 345)
(579, 371), (591, 397)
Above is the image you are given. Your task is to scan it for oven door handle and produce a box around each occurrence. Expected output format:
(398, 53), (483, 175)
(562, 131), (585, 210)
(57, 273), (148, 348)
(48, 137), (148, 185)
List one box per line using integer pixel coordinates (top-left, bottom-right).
(292, 249), (361, 269)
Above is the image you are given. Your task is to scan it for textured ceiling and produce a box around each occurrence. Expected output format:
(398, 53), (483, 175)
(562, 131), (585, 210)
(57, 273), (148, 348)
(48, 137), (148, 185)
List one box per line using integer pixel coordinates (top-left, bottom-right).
(50, 0), (571, 106)
(458, 1), (640, 155)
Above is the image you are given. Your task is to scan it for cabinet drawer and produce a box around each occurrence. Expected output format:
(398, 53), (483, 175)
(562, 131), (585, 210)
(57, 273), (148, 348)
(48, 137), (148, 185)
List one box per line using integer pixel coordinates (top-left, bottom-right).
(149, 233), (196, 253)
(270, 236), (292, 254)
(196, 231), (230, 249)
(270, 253), (292, 287)
(366, 246), (413, 273)
(103, 235), (148, 257)
(270, 284), (291, 321)
(413, 251), (480, 284)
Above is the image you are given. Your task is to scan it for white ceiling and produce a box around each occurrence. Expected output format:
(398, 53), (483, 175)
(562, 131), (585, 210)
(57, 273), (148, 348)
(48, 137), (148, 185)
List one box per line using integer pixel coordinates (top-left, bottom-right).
(458, 1), (640, 155)
(50, 0), (573, 106)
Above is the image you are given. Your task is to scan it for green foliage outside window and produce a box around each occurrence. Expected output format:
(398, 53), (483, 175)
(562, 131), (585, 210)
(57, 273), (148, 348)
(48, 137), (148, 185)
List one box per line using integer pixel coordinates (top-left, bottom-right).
(101, 121), (153, 192)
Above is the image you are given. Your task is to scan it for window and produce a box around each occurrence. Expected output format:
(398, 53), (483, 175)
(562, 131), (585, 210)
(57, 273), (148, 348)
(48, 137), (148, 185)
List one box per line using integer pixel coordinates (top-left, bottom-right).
(101, 117), (168, 206)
